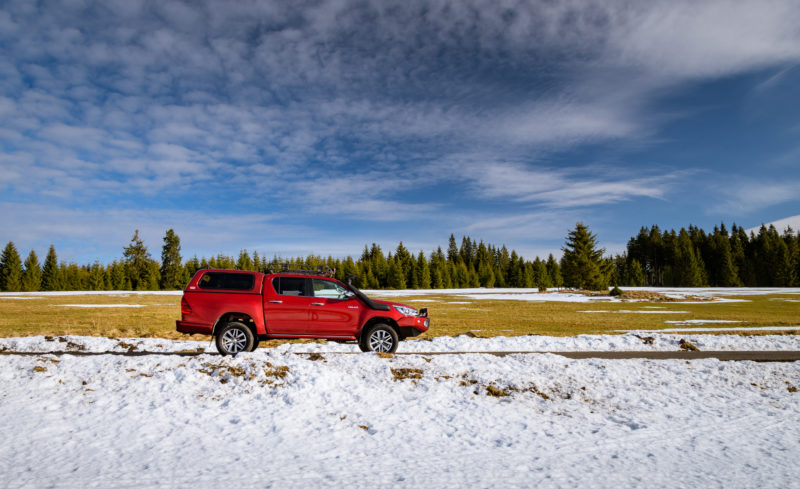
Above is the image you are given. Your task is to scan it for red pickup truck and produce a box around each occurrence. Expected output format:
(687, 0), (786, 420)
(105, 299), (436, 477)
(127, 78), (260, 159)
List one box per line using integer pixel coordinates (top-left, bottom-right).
(176, 268), (430, 355)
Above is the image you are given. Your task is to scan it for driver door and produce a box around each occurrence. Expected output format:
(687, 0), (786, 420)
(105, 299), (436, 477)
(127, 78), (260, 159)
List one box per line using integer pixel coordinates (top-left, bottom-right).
(307, 278), (361, 336)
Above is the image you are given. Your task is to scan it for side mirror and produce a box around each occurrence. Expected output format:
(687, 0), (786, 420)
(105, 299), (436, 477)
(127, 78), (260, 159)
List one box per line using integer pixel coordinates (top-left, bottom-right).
(344, 290), (356, 300)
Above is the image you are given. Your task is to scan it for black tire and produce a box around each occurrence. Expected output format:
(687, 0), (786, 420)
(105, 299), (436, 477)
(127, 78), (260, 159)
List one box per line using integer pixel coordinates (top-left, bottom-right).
(216, 322), (254, 356)
(361, 324), (399, 353)
(358, 332), (370, 352)
(250, 337), (260, 352)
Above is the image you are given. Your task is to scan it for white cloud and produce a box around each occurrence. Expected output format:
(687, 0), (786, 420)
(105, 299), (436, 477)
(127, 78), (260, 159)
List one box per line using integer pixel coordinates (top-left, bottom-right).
(710, 180), (800, 215)
(2, 0), (799, 261)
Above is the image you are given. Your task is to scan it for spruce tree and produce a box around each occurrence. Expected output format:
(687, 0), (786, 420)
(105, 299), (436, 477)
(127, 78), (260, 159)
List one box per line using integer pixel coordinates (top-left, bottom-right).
(88, 262), (106, 290)
(416, 251), (432, 289)
(21, 250), (42, 291)
(533, 258), (551, 291)
(546, 254), (563, 288)
(387, 258), (406, 289)
(0, 242), (23, 292)
(560, 223), (607, 290)
(123, 230), (156, 290)
(672, 229), (704, 286)
(236, 249), (254, 271)
(40, 245), (61, 291)
(627, 259), (646, 286)
(477, 261), (496, 288)
(447, 234), (459, 263)
(160, 229), (185, 289)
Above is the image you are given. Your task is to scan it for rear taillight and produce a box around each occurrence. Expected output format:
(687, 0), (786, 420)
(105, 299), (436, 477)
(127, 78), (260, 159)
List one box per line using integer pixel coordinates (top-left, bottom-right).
(181, 297), (192, 314)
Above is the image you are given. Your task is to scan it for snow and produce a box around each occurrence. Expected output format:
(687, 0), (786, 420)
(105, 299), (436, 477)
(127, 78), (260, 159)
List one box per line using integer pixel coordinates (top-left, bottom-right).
(6, 332), (800, 355)
(626, 326), (800, 333)
(664, 320), (744, 325)
(2, 336), (799, 488)
(578, 309), (690, 314)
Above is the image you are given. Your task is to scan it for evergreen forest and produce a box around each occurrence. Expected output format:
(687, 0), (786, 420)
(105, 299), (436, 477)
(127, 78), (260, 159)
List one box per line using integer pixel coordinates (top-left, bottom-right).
(0, 222), (798, 292)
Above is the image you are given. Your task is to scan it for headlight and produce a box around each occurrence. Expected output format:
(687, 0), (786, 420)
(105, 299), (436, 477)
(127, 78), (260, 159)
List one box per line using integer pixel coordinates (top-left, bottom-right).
(393, 305), (417, 316)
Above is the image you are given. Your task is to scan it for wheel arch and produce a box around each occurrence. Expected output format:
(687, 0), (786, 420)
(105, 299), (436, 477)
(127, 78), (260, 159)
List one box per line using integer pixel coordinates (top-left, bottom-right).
(360, 317), (401, 339)
(213, 312), (259, 339)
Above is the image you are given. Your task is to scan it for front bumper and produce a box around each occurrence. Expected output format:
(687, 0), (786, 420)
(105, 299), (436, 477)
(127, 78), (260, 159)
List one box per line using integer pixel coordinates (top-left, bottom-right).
(397, 315), (430, 337)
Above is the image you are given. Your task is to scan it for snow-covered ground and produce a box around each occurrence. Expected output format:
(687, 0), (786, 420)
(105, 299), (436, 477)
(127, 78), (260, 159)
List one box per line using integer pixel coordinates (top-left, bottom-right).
(4, 332), (800, 354)
(2, 336), (798, 488)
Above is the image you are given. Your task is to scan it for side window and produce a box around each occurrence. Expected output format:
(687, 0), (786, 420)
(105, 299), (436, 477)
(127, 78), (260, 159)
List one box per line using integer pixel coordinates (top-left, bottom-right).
(312, 279), (348, 299)
(272, 277), (307, 296)
(198, 272), (255, 291)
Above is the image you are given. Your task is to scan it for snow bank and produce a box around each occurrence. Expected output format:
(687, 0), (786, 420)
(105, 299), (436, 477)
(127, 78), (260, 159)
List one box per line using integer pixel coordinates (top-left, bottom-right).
(2, 343), (798, 488)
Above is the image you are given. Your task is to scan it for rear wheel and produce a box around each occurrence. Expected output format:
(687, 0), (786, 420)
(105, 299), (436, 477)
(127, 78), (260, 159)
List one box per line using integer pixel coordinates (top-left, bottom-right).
(361, 324), (399, 353)
(216, 322), (254, 356)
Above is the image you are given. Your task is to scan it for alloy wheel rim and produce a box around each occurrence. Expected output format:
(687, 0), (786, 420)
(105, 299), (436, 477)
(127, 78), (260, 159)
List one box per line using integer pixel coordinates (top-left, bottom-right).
(222, 329), (247, 353)
(369, 330), (393, 352)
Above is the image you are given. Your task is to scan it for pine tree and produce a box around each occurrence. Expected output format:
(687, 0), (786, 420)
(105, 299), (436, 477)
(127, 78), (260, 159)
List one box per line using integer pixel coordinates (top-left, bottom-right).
(40, 245), (61, 291)
(454, 262), (470, 288)
(387, 258), (406, 289)
(416, 251), (431, 289)
(627, 259), (646, 286)
(160, 229), (186, 289)
(394, 242), (414, 287)
(21, 250), (42, 291)
(532, 258), (551, 291)
(672, 229), (704, 286)
(106, 261), (124, 290)
(88, 262), (106, 290)
(560, 223), (607, 290)
(123, 230), (156, 290)
(546, 254), (563, 288)
(0, 242), (23, 292)
(447, 234), (459, 263)
(236, 249), (254, 271)
(477, 260), (496, 288)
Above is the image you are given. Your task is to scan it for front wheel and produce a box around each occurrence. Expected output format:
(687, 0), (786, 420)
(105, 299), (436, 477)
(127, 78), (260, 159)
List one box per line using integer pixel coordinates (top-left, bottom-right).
(216, 322), (254, 356)
(361, 324), (399, 353)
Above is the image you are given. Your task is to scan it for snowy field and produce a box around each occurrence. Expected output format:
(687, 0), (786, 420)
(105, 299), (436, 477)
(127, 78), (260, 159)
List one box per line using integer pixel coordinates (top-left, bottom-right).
(4, 332), (800, 354)
(2, 288), (799, 487)
(2, 337), (799, 489)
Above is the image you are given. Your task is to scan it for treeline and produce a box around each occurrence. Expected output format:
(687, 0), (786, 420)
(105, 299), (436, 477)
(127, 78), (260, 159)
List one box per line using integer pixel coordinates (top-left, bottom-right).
(0, 222), (798, 292)
(0, 230), (565, 292)
(615, 223), (800, 287)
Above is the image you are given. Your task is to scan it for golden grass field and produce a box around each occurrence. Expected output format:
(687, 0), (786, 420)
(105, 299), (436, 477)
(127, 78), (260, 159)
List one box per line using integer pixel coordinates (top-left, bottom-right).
(1, 290), (799, 341)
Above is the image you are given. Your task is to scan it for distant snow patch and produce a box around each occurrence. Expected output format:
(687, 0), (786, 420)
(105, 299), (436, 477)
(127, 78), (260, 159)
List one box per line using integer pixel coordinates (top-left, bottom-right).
(664, 320), (744, 325)
(578, 310), (690, 314)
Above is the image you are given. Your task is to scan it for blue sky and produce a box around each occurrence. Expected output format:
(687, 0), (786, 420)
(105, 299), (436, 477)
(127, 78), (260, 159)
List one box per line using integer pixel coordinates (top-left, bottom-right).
(1, 0), (799, 264)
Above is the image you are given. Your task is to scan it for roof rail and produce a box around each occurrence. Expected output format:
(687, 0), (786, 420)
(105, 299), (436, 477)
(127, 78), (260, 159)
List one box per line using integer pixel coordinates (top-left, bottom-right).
(267, 263), (336, 277)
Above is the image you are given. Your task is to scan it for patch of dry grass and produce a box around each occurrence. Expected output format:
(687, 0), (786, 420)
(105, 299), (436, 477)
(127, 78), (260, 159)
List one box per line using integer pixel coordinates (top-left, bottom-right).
(1, 291), (798, 340)
(390, 368), (423, 381)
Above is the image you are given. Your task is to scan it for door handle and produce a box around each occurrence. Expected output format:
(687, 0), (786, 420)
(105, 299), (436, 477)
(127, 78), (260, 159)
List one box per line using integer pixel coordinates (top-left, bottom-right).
(311, 302), (324, 306)
(269, 300), (283, 304)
